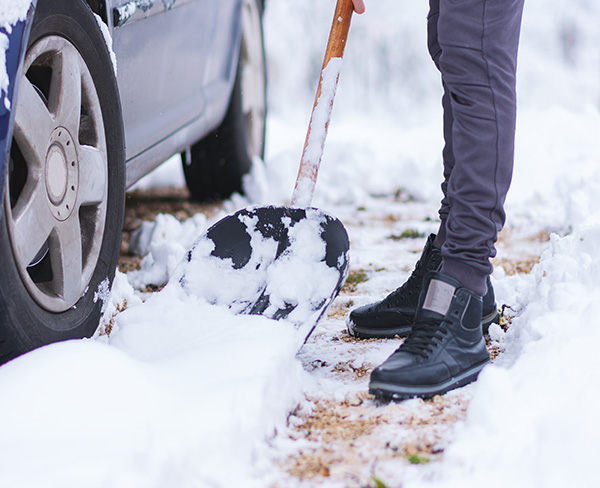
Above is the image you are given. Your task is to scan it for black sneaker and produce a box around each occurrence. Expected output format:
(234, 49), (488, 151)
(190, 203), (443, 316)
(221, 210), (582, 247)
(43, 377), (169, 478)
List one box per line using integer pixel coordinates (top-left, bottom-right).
(369, 271), (491, 400)
(347, 234), (499, 338)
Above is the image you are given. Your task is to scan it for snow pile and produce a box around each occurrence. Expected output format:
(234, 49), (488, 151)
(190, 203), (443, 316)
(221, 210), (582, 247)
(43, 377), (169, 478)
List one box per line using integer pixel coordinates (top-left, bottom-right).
(424, 175), (600, 488)
(508, 106), (600, 234)
(127, 212), (209, 288)
(0, 289), (308, 487)
(109, 285), (308, 483)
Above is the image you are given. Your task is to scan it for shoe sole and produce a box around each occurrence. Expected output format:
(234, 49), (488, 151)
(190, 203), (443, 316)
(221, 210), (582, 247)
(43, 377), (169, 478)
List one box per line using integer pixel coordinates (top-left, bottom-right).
(348, 308), (500, 339)
(368, 359), (490, 401)
(346, 317), (412, 339)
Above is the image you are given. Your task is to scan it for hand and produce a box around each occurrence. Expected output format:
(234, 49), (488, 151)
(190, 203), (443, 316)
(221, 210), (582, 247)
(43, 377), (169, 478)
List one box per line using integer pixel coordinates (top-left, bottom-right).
(351, 0), (366, 14)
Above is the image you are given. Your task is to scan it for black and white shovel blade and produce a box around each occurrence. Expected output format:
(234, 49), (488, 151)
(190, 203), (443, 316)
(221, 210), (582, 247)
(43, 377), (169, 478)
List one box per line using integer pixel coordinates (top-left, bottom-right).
(176, 206), (349, 342)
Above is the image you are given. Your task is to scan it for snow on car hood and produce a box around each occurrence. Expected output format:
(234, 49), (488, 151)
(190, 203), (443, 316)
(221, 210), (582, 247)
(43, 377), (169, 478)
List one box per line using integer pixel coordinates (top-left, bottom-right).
(0, 0), (31, 102)
(0, 0), (31, 30)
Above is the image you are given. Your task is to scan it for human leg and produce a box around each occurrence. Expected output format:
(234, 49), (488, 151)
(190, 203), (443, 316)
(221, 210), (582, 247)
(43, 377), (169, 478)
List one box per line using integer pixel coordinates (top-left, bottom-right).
(346, 234), (498, 338)
(435, 0), (525, 295)
(368, 0), (525, 399)
(427, 0), (453, 249)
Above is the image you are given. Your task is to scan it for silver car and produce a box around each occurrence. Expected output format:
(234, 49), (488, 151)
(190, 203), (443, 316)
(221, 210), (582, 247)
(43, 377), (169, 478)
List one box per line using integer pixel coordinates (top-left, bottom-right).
(0, 0), (267, 363)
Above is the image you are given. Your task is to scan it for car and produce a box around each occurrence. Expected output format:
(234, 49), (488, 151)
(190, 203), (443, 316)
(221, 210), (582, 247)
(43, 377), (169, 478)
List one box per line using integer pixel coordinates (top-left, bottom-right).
(0, 0), (267, 364)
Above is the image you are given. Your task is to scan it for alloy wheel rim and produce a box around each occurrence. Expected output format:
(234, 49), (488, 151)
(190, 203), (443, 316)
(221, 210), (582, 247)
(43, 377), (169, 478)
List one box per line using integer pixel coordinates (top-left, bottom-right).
(5, 35), (108, 312)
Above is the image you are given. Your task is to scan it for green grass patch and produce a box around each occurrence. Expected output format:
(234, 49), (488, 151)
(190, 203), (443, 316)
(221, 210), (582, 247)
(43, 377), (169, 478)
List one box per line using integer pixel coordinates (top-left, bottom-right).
(371, 476), (389, 488)
(388, 229), (425, 241)
(407, 453), (430, 465)
(343, 269), (369, 293)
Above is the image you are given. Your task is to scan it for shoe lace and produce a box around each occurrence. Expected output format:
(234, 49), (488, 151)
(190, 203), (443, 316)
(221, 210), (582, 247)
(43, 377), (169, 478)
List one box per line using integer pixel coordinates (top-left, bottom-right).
(381, 252), (429, 307)
(399, 320), (448, 359)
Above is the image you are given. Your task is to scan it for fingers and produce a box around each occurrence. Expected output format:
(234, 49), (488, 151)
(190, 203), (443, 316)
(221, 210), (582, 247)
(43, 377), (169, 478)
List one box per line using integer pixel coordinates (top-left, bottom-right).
(351, 0), (366, 15)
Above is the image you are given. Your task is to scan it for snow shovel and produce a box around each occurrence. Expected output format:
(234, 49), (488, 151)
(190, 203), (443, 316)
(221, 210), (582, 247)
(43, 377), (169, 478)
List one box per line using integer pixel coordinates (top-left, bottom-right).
(174, 0), (355, 341)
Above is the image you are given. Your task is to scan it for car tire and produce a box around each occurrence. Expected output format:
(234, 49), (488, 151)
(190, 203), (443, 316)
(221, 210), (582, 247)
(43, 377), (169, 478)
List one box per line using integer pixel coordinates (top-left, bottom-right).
(182, 0), (267, 201)
(0, 0), (125, 364)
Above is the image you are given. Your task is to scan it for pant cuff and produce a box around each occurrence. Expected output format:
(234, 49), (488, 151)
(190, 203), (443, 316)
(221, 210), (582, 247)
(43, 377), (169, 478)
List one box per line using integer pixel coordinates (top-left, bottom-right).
(440, 258), (488, 296)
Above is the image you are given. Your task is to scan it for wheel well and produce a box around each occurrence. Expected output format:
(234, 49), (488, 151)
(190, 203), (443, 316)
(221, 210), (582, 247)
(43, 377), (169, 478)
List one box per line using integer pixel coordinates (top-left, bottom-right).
(84, 0), (107, 22)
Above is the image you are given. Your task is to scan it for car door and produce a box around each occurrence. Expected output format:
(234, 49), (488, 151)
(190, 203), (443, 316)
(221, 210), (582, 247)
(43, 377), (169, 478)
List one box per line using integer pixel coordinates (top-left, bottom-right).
(109, 0), (217, 162)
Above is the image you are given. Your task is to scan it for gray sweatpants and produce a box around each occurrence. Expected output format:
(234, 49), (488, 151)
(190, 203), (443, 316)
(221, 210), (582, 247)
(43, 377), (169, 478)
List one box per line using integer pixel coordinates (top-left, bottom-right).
(427, 0), (525, 295)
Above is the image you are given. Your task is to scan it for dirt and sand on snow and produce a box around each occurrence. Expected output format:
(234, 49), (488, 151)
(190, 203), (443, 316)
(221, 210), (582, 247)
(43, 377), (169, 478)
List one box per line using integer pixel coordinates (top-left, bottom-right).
(118, 186), (545, 488)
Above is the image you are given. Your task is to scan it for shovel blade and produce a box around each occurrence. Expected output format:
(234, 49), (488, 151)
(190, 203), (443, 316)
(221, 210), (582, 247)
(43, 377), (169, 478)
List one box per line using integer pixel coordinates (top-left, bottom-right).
(175, 206), (349, 342)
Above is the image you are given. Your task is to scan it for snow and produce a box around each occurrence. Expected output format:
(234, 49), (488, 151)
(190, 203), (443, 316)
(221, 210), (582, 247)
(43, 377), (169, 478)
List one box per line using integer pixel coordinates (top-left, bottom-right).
(103, 283), (307, 487)
(259, 210), (342, 322)
(94, 13), (118, 75)
(292, 57), (343, 207)
(2, 0), (600, 487)
(127, 212), (209, 288)
(430, 208), (600, 488)
(0, 0), (31, 35)
(0, 0), (31, 101)
(115, 2), (137, 25)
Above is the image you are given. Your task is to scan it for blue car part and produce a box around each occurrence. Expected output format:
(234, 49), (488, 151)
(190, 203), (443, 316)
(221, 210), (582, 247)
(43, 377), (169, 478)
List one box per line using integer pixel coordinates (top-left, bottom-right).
(0, 5), (35, 205)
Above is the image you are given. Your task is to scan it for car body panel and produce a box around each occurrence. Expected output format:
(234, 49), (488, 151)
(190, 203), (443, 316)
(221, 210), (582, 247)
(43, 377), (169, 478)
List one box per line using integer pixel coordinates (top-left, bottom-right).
(0, 4), (36, 207)
(1, 0), (243, 192)
(108, 0), (242, 187)
(110, 0), (214, 161)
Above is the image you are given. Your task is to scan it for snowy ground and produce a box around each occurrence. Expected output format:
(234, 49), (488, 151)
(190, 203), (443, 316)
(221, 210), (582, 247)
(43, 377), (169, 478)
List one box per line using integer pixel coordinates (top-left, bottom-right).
(1, 0), (600, 487)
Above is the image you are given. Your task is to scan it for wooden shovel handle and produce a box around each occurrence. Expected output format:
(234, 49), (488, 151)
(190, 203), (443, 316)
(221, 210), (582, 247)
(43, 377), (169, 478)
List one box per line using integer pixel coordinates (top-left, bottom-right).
(290, 0), (354, 207)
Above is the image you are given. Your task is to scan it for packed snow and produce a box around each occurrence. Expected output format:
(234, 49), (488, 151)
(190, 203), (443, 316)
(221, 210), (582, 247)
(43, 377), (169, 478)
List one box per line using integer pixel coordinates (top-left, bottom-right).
(1, 0), (600, 487)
